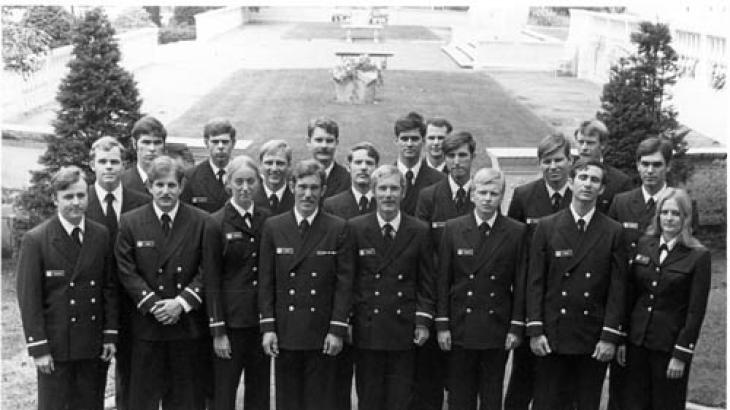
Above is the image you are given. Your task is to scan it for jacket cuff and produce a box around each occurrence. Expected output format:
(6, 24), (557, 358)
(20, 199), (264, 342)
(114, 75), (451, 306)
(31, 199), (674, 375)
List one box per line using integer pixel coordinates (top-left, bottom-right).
(509, 320), (525, 337)
(103, 329), (118, 344)
(137, 291), (161, 313)
(525, 320), (544, 337)
(328, 320), (349, 338)
(180, 286), (203, 310)
(672, 343), (695, 363)
(259, 317), (276, 333)
(415, 311), (433, 328)
(27, 339), (51, 358)
(209, 319), (226, 337)
(435, 317), (449, 332)
(600, 326), (626, 345)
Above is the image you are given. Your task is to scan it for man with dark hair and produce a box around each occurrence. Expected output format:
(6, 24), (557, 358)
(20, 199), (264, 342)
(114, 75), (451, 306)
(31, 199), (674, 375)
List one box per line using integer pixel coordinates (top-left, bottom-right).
(17, 166), (118, 410)
(394, 112), (446, 217)
(307, 117), (351, 199)
(575, 120), (633, 213)
(253, 139), (295, 215)
(181, 118), (237, 213)
(527, 159), (627, 410)
(121, 115), (167, 196)
(424, 118), (453, 173)
(116, 156), (214, 410)
(87, 136), (147, 410)
(323, 142), (379, 219)
(258, 159), (354, 410)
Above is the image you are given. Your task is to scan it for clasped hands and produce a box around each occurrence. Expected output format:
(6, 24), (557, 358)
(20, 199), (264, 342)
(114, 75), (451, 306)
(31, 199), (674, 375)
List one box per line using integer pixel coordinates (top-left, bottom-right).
(530, 335), (616, 362)
(151, 298), (183, 325)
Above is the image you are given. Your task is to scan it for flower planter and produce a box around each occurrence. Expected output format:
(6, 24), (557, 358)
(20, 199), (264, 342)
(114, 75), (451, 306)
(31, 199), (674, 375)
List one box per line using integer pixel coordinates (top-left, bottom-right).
(334, 80), (357, 103)
(354, 78), (377, 104)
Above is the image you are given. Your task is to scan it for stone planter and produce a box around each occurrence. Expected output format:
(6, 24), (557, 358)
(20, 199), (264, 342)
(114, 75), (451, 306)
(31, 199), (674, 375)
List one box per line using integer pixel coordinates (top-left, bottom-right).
(354, 78), (377, 104)
(334, 80), (357, 103)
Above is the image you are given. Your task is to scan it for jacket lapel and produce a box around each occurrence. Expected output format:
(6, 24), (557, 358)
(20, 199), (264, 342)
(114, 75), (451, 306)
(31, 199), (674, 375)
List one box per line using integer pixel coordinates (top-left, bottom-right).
(73, 223), (100, 277)
(563, 212), (605, 272)
(661, 241), (690, 267)
(86, 187), (104, 222)
(473, 214), (507, 272)
(286, 212), (325, 272)
(436, 182), (459, 217)
(363, 214), (387, 257)
(377, 216), (417, 272)
(50, 217), (80, 266)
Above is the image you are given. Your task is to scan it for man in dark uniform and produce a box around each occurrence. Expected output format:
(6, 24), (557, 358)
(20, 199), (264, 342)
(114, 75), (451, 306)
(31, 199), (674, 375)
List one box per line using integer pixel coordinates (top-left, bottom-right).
(423, 117), (452, 174)
(17, 166), (118, 410)
(86, 136), (147, 410)
(348, 164), (435, 410)
(575, 120), (634, 213)
(258, 159), (354, 410)
(504, 132), (573, 410)
(253, 139), (295, 215)
(527, 159), (627, 410)
(395, 112), (446, 218)
(121, 115), (167, 196)
(181, 118), (236, 213)
(116, 156), (214, 410)
(306, 117), (351, 199)
(436, 168), (527, 410)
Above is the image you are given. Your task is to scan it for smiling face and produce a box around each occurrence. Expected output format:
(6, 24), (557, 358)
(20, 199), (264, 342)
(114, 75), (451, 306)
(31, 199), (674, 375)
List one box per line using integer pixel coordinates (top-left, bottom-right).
(150, 174), (182, 213)
(307, 127), (338, 168)
(260, 151), (290, 191)
(55, 179), (88, 225)
(292, 174), (323, 217)
(206, 133), (235, 168)
(374, 173), (403, 219)
(91, 147), (124, 191)
(228, 165), (259, 209)
(569, 165), (605, 204)
(349, 149), (377, 189)
(659, 198), (683, 240)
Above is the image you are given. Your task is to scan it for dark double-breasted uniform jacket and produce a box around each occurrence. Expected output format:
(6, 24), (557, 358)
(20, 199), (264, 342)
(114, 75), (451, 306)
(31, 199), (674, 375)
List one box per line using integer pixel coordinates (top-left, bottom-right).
(435, 213), (528, 349)
(323, 189), (375, 220)
(597, 164), (633, 214)
(526, 209), (627, 354)
(115, 203), (214, 341)
(416, 179), (474, 246)
(17, 216), (118, 360)
(180, 161), (228, 213)
(627, 236), (711, 363)
(206, 202), (271, 336)
(347, 213), (435, 350)
(87, 185), (149, 238)
(400, 163), (446, 216)
(258, 210), (354, 350)
(324, 162), (352, 199)
(120, 166), (150, 197)
(507, 179), (572, 240)
(252, 184), (294, 216)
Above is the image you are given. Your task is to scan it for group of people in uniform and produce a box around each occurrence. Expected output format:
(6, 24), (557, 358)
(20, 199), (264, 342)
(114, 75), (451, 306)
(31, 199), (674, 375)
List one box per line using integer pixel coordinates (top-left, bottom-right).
(17, 112), (712, 410)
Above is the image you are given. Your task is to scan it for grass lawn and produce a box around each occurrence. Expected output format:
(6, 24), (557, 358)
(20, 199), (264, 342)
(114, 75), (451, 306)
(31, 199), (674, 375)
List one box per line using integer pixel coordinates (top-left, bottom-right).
(282, 22), (441, 41)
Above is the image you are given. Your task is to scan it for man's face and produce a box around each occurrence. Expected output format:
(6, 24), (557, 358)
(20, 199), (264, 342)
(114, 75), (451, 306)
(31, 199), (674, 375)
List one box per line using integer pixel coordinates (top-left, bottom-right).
(471, 181), (503, 219)
(91, 147), (124, 190)
(206, 133), (235, 168)
(150, 174), (182, 213)
(228, 165), (259, 208)
(445, 144), (473, 181)
(396, 129), (424, 162)
(55, 179), (88, 225)
(292, 174), (323, 217)
(425, 125), (448, 159)
(539, 150), (570, 186)
(569, 165), (605, 203)
(637, 152), (669, 190)
(307, 127), (338, 167)
(576, 132), (602, 159)
(135, 134), (165, 169)
(261, 151), (290, 190)
(374, 173), (403, 215)
(349, 149), (377, 188)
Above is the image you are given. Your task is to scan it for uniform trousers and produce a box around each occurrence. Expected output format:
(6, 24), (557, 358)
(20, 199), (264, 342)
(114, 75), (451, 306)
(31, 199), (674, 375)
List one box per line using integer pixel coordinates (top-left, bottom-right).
(335, 343), (354, 410)
(37, 358), (103, 410)
(623, 344), (691, 410)
(607, 360), (628, 410)
(533, 353), (608, 410)
(112, 318), (133, 410)
(447, 347), (507, 410)
(410, 333), (447, 410)
(503, 344), (535, 410)
(129, 338), (206, 410)
(275, 349), (338, 410)
(212, 327), (270, 410)
(355, 348), (415, 410)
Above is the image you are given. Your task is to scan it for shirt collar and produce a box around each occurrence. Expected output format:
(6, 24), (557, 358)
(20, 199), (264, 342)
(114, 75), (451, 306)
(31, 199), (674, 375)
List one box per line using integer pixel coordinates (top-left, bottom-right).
(323, 162), (335, 179)
(351, 186), (373, 202)
(569, 204), (596, 227)
(377, 211), (401, 232)
(263, 182), (287, 200)
(642, 184), (667, 204)
(94, 182), (122, 204)
(294, 208), (318, 226)
(659, 235), (679, 251)
(58, 213), (85, 236)
(448, 176), (471, 200)
(229, 199), (254, 217)
(473, 210), (497, 229)
(426, 157), (446, 172)
(153, 201), (180, 223)
(136, 163), (149, 184)
(396, 158), (423, 180)
(545, 181), (569, 198)
(209, 160), (225, 181)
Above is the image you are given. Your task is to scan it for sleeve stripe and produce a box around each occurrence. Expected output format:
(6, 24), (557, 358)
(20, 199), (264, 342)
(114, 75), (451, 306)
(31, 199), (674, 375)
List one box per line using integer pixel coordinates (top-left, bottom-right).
(435, 317), (449, 322)
(527, 321), (543, 327)
(675, 345), (694, 354)
(185, 287), (203, 304)
(416, 312), (433, 319)
(330, 320), (349, 327)
(602, 326), (624, 336)
(137, 292), (155, 309)
(27, 339), (48, 347)
(209, 321), (225, 328)
(511, 320), (525, 326)
(259, 318), (275, 323)
(103, 330), (118, 334)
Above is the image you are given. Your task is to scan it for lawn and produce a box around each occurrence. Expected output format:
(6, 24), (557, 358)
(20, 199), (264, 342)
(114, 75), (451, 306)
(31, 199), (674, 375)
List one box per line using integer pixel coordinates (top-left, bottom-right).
(282, 22), (441, 41)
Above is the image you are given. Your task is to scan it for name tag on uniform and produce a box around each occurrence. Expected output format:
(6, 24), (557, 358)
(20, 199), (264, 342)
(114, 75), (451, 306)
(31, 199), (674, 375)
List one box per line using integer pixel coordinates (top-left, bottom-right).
(634, 254), (650, 265)
(457, 248), (474, 256)
(622, 222), (639, 229)
(45, 270), (65, 277)
(226, 232), (244, 240)
(432, 221), (446, 229)
(276, 247), (294, 255)
(526, 218), (539, 225)
(136, 240), (155, 248)
(555, 249), (574, 258)
(359, 248), (376, 256)
(316, 250), (337, 256)
(192, 196), (208, 204)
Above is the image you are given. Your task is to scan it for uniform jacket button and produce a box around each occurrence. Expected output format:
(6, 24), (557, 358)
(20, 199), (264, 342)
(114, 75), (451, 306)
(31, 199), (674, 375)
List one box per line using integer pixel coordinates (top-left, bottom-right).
(490, 292), (495, 297)
(311, 272), (317, 278)
(252, 252), (257, 257)
(70, 299), (76, 305)
(177, 284), (182, 289)
(585, 273), (591, 278)
(584, 292), (590, 298)
(490, 275), (496, 280)
(374, 308), (380, 314)
(469, 274), (475, 280)
(250, 237), (255, 243)
(375, 273), (381, 279)
(397, 274), (404, 280)
(647, 306), (653, 312)
(289, 289), (295, 295)
(561, 291), (567, 297)
(466, 307), (472, 313)
(310, 289), (316, 295)
(651, 281), (658, 287)
(290, 272), (296, 278)
(289, 305), (295, 311)
(467, 291), (473, 296)
(90, 298), (96, 304)
(374, 291), (380, 296)
(583, 310), (589, 315)
(560, 308), (566, 314)
(71, 317), (77, 322)
(649, 294), (654, 299)
(177, 267), (182, 272)
(564, 272), (570, 278)
(158, 268), (163, 274)
(396, 309), (402, 315)
(310, 307), (316, 312)
(655, 267), (660, 272)
(90, 280), (95, 286)
(397, 291), (403, 297)
(158, 285), (164, 291)
(91, 315), (96, 321)
(252, 266), (258, 272)
(253, 280), (258, 286)
(69, 282), (74, 287)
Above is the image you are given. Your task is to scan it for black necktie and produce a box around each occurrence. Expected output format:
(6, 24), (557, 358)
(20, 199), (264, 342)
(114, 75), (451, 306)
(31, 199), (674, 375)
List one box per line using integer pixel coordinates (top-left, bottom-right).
(646, 198), (656, 215)
(299, 219), (310, 237)
(405, 169), (414, 191)
(269, 194), (279, 211)
(658, 243), (669, 263)
(479, 221), (490, 236)
(551, 192), (562, 213)
(577, 218), (586, 233)
(358, 196), (369, 215)
(104, 192), (118, 235)
(243, 213), (252, 229)
(455, 186), (467, 215)
(161, 213), (171, 237)
(71, 227), (82, 247)
(383, 223), (394, 244)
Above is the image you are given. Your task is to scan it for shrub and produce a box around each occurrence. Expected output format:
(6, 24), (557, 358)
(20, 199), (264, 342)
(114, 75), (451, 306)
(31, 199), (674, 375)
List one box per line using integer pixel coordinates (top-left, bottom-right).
(112, 7), (156, 33)
(2, 8), (51, 77)
(172, 6), (220, 26)
(158, 22), (196, 44)
(685, 157), (726, 228)
(21, 6), (76, 48)
(143, 6), (162, 26)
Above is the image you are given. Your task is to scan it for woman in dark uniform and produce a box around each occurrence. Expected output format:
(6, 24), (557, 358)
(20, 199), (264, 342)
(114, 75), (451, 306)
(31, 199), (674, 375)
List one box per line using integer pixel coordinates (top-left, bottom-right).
(619, 187), (711, 410)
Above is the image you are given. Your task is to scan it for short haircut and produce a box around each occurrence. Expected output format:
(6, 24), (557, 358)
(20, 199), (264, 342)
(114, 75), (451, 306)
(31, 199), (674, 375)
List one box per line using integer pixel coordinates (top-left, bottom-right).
(259, 139), (293, 164)
(147, 155), (184, 184)
(347, 142), (380, 164)
(289, 159), (326, 186)
(203, 118), (236, 141)
(226, 155), (259, 178)
(426, 117), (453, 134)
(89, 136), (125, 162)
(443, 131), (476, 155)
(635, 136), (673, 164)
(394, 112), (426, 137)
(51, 166), (85, 193)
(370, 164), (405, 191)
(472, 167), (505, 193)
(570, 158), (607, 185)
(576, 120), (609, 144)
(646, 188), (702, 248)
(307, 117), (339, 140)
(131, 115), (167, 141)
(537, 132), (571, 160)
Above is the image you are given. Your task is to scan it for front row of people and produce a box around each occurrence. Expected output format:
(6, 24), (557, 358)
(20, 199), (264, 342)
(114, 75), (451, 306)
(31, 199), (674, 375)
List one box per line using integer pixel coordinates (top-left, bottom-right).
(18, 148), (710, 410)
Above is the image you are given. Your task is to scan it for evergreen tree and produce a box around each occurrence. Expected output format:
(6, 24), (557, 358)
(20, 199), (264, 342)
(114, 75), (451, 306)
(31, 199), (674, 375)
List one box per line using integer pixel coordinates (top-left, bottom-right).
(21, 6), (76, 48)
(597, 21), (690, 184)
